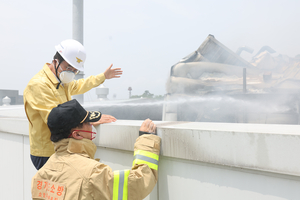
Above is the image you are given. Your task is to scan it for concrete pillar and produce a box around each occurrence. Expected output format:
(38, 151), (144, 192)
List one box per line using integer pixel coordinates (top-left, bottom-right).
(243, 68), (247, 93)
(72, 0), (84, 103)
(243, 68), (247, 123)
(162, 94), (177, 121)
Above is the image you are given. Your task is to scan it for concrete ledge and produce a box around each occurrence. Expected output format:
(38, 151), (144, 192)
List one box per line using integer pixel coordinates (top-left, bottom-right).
(2, 106), (300, 200)
(0, 118), (29, 135)
(95, 120), (300, 177)
(1, 113), (300, 177)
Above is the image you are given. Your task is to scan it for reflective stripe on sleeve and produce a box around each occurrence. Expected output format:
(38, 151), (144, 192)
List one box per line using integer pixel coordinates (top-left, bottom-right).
(134, 150), (159, 161)
(113, 170), (130, 200)
(123, 170), (130, 199)
(133, 150), (159, 170)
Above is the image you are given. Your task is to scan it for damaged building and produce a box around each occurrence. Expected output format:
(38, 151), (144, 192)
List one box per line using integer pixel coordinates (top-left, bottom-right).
(163, 34), (300, 124)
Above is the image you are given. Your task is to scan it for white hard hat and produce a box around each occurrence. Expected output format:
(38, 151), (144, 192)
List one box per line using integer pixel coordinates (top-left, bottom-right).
(55, 39), (86, 71)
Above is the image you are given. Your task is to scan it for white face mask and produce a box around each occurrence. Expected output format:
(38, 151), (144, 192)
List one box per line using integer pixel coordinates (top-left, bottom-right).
(55, 59), (75, 84)
(91, 125), (98, 140)
(59, 70), (75, 84)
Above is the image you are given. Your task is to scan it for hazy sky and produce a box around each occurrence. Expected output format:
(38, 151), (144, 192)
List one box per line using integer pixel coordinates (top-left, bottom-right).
(1, 0), (299, 101)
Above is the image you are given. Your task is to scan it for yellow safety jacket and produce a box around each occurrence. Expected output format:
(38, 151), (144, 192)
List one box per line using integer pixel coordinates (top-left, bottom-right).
(24, 63), (105, 157)
(31, 134), (161, 200)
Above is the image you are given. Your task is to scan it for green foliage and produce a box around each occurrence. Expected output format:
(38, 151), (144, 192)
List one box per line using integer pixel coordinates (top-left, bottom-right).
(153, 95), (164, 100)
(130, 90), (164, 100)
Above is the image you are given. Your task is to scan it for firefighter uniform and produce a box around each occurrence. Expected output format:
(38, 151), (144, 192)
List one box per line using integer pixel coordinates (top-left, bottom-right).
(31, 134), (161, 200)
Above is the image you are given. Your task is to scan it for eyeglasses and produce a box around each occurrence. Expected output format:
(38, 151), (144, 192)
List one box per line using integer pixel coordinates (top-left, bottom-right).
(65, 66), (80, 75)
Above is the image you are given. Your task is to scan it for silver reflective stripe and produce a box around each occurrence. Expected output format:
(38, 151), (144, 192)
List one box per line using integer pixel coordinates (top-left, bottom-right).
(134, 154), (158, 165)
(118, 170), (124, 200)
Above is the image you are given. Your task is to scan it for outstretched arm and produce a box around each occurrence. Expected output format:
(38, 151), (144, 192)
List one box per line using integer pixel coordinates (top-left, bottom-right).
(69, 63), (122, 96)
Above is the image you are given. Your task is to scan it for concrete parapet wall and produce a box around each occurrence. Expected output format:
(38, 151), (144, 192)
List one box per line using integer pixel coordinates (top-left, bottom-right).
(98, 120), (300, 177)
(1, 114), (300, 199)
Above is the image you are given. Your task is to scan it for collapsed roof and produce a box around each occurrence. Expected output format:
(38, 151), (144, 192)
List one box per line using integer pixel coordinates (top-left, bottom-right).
(167, 34), (300, 95)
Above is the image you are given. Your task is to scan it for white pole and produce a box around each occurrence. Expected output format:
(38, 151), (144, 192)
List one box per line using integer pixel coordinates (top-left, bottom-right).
(73, 0), (83, 44)
(72, 0), (84, 103)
